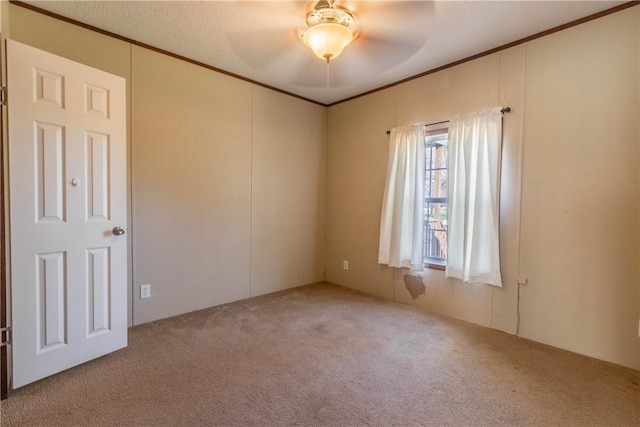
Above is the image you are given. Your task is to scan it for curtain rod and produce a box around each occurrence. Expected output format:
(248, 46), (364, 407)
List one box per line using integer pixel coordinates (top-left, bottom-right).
(385, 107), (511, 135)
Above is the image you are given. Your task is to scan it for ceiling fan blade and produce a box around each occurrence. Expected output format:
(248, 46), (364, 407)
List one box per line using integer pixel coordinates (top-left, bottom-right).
(315, 1), (435, 86)
(355, 1), (434, 42)
(287, 31), (427, 88)
(352, 33), (424, 67)
(349, 1), (435, 26)
(226, 28), (299, 70)
(225, 1), (305, 70)
(289, 52), (329, 87)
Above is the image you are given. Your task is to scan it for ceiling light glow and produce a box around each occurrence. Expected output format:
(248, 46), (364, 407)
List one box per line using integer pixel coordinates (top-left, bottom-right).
(301, 2), (357, 63)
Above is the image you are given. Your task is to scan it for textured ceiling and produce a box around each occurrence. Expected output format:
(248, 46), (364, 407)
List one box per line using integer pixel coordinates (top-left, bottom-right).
(23, 0), (627, 105)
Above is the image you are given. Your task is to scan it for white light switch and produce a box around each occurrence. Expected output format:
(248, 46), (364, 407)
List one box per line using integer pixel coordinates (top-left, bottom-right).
(343, 260), (349, 270)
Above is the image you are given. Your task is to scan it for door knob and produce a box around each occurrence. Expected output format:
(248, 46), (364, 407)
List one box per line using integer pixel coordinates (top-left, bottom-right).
(112, 226), (126, 236)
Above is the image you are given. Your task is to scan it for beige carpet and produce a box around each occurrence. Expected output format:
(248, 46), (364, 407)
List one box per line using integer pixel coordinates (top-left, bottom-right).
(1, 282), (638, 426)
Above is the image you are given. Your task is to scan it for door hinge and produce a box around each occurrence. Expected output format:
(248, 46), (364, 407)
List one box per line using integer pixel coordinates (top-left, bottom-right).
(0, 327), (11, 347)
(0, 86), (7, 105)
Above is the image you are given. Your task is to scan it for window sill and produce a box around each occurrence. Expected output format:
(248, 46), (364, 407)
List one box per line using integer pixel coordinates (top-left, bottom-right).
(425, 262), (445, 271)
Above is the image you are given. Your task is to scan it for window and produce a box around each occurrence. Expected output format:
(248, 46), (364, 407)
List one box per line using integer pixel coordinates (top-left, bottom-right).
(424, 124), (449, 267)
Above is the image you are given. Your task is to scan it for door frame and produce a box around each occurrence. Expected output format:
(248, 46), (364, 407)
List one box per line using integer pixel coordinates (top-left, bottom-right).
(1, 33), (8, 400)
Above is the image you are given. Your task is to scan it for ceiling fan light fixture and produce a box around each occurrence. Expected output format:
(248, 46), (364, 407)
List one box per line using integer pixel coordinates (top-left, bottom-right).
(301, 2), (357, 62)
(303, 22), (353, 62)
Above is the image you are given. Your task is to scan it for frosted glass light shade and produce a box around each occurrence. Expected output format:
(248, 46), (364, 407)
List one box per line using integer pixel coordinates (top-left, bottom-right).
(303, 23), (353, 62)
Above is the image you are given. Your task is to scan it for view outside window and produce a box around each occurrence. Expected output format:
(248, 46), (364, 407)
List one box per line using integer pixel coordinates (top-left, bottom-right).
(424, 127), (448, 264)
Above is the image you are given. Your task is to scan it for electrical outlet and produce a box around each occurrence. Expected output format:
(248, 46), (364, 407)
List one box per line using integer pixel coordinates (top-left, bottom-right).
(343, 260), (349, 270)
(140, 284), (151, 299)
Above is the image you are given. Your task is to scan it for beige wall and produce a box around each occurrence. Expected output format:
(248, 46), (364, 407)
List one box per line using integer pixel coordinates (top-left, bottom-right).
(8, 5), (327, 325)
(130, 46), (254, 323)
(0, 1), (8, 34)
(326, 7), (640, 369)
(326, 88), (397, 300)
(518, 8), (639, 369)
(251, 87), (326, 297)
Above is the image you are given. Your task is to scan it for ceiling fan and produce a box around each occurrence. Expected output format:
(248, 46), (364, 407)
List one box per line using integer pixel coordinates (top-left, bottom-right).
(225, 1), (434, 88)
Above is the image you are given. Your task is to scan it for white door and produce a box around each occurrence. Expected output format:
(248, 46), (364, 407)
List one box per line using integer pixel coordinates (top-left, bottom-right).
(8, 40), (127, 388)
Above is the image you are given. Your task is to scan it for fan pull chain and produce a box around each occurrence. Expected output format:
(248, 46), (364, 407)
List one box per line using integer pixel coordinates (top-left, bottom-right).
(326, 60), (330, 88)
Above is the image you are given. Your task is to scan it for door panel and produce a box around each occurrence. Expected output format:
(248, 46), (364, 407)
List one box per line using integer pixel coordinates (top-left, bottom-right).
(8, 39), (127, 388)
(86, 131), (110, 220)
(37, 251), (67, 350)
(36, 122), (66, 222)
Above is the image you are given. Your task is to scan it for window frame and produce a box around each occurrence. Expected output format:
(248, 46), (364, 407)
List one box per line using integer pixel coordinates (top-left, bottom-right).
(423, 123), (450, 270)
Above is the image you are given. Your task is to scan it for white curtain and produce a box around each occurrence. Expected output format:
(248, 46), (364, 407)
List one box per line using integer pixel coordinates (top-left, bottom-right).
(378, 123), (425, 271)
(446, 108), (503, 286)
